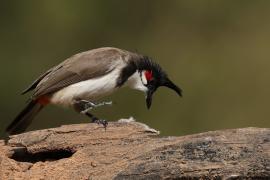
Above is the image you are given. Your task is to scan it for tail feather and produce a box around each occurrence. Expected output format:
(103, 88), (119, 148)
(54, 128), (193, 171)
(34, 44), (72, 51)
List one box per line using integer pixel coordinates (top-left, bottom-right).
(6, 100), (44, 135)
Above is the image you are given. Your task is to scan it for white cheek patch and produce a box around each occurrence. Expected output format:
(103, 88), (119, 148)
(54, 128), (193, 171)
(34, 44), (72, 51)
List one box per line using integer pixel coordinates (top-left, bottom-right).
(141, 71), (148, 85)
(125, 71), (148, 92)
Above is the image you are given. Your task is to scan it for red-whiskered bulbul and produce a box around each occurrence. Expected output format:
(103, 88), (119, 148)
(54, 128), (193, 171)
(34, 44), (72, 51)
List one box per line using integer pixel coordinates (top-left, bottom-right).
(6, 47), (182, 135)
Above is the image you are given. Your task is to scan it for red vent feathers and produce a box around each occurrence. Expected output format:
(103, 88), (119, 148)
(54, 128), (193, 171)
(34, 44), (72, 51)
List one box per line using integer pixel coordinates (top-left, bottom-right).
(37, 96), (50, 105)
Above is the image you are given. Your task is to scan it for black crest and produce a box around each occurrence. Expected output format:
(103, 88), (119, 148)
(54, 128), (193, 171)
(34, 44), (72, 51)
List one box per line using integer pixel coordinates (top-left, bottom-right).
(135, 56), (167, 84)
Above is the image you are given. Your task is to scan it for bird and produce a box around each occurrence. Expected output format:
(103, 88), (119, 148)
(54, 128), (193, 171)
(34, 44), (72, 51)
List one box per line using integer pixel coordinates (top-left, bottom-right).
(6, 47), (182, 135)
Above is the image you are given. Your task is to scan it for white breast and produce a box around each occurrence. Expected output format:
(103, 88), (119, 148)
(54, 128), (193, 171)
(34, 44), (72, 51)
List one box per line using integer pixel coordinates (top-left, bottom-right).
(50, 69), (121, 107)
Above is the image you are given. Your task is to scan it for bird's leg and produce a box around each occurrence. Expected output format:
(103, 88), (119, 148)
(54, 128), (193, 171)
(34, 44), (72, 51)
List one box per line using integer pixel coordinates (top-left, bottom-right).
(85, 112), (108, 129)
(73, 99), (111, 129)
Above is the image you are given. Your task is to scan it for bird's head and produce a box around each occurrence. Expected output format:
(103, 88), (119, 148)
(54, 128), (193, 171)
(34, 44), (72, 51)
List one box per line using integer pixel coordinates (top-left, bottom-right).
(139, 69), (182, 109)
(123, 56), (182, 109)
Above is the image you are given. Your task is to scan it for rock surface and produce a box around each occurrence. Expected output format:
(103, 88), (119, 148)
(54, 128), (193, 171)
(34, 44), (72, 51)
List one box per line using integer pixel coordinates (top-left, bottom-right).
(0, 118), (269, 179)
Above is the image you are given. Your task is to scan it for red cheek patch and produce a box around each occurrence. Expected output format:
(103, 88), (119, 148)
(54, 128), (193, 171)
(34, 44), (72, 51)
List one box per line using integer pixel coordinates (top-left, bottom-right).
(144, 70), (153, 81)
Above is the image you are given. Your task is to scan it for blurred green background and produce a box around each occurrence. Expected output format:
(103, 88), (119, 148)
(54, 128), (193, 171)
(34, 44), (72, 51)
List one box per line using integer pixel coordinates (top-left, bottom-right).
(1, 1), (270, 138)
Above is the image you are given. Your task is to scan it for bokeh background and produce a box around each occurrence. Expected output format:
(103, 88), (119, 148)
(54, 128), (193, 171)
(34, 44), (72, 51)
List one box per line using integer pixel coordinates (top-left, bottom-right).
(1, 1), (270, 138)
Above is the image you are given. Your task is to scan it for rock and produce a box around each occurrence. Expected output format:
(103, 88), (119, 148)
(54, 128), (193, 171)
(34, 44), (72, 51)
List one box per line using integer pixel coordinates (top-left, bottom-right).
(0, 119), (269, 179)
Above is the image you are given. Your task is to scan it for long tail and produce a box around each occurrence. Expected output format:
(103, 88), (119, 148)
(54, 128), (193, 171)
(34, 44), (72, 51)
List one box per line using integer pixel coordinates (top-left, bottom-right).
(6, 100), (44, 135)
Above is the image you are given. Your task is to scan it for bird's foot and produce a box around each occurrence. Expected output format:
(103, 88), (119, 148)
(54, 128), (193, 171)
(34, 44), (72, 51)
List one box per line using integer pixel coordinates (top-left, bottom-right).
(84, 112), (108, 130)
(92, 118), (108, 130)
(73, 100), (110, 130)
(91, 101), (112, 108)
(75, 100), (112, 114)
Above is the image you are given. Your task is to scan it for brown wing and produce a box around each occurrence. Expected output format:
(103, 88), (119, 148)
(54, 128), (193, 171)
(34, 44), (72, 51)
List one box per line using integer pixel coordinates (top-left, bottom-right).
(32, 47), (128, 99)
(21, 68), (53, 95)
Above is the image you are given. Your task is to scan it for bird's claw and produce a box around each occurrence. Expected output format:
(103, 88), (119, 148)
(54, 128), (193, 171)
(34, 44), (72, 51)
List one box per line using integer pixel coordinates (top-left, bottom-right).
(92, 119), (108, 130)
(79, 100), (112, 114)
(93, 101), (112, 108)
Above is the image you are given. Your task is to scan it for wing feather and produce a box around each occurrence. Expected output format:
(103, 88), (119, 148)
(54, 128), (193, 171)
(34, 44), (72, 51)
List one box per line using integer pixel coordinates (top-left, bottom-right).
(32, 47), (127, 98)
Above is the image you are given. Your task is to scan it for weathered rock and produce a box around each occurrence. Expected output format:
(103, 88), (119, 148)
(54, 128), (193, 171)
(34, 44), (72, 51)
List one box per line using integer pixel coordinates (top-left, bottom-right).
(0, 118), (269, 179)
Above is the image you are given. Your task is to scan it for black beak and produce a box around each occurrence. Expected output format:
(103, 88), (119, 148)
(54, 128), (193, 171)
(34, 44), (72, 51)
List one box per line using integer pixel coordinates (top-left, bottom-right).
(145, 78), (182, 109)
(163, 78), (182, 97)
(146, 87), (155, 109)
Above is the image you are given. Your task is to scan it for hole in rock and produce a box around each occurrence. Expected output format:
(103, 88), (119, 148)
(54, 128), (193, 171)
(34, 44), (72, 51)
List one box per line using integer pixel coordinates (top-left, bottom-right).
(10, 147), (75, 163)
